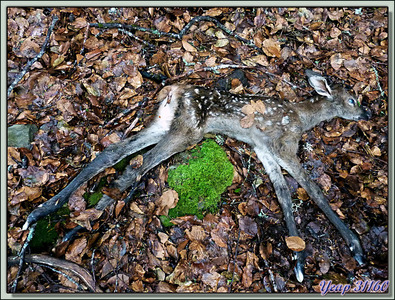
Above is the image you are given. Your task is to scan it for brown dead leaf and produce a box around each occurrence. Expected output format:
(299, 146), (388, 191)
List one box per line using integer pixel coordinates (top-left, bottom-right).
(71, 208), (103, 231)
(327, 9), (344, 21)
(261, 38), (281, 58)
(8, 147), (21, 166)
(296, 188), (309, 201)
(214, 38), (229, 48)
(259, 243), (273, 260)
(239, 216), (258, 238)
(20, 38), (40, 58)
(202, 271), (222, 290)
(204, 8), (223, 17)
(131, 280), (143, 292)
(10, 186), (42, 205)
(319, 255), (331, 274)
(248, 54), (269, 66)
(241, 103), (255, 115)
(185, 226), (207, 241)
(317, 173), (332, 192)
(130, 202), (144, 214)
(155, 189), (179, 216)
(115, 200), (125, 217)
(285, 236), (305, 252)
(371, 146), (382, 156)
(330, 27), (342, 38)
(65, 237), (87, 264)
(330, 53), (344, 70)
(211, 230), (227, 248)
(100, 132), (121, 147)
(182, 38), (197, 52)
(154, 16), (172, 33)
(251, 100), (266, 115)
(189, 240), (208, 262)
(71, 17), (88, 29)
(128, 71), (144, 89)
(242, 251), (256, 288)
(240, 114), (255, 128)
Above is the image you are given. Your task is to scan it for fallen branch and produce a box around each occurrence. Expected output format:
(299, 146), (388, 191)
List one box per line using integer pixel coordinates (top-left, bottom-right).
(8, 254), (100, 292)
(166, 64), (255, 85)
(11, 223), (36, 293)
(90, 15), (263, 53)
(7, 15), (59, 98)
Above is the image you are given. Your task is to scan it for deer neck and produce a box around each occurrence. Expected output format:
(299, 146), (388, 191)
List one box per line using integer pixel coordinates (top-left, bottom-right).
(295, 98), (338, 132)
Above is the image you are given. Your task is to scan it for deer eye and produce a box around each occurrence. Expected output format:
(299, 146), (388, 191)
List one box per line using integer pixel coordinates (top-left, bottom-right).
(347, 98), (356, 106)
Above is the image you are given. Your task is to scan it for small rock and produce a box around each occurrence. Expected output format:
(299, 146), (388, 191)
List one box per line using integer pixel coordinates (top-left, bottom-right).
(8, 124), (38, 148)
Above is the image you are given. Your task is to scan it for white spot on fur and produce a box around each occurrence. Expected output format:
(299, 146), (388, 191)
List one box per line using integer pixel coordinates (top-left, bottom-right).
(265, 120), (273, 126)
(281, 116), (290, 125)
(155, 91), (179, 131)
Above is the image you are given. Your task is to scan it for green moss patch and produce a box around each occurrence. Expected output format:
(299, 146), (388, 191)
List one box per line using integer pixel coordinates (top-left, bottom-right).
(165, 139), (234, 223)
(30, 206), (70, 252)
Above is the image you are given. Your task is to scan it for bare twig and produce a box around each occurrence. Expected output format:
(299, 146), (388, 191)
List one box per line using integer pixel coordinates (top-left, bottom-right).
(166, 64), (255, 85)
(118, 28), (156, 49)
(11, 223), (36, 293)
(7, 15), (59, 98)
(90, 15), (263, 53)
(177, 16), (263, 53)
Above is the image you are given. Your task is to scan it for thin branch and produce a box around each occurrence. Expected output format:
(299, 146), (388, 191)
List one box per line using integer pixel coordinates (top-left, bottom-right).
(7, 15), (59, 97)
(166, 64), (255, 85)
(11, 223), (36, 293)
(8, 254), (99, 292)
(90, 15), (263, 53)
(178, 16), (263, 53)
(118, 28), (156, 49)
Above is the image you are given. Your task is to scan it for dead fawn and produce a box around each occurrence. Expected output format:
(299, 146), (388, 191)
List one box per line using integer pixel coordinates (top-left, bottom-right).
(23, 70), (371, 281)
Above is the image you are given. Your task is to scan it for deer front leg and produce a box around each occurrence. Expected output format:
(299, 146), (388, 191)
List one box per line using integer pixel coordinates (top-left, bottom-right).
(22, 125), (168, 230)
(254, 146), (306, 282)
(274, 153), (364, 266)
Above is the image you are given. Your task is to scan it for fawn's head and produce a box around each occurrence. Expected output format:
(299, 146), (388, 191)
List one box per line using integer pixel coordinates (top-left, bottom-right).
(306, 70), (372, 122)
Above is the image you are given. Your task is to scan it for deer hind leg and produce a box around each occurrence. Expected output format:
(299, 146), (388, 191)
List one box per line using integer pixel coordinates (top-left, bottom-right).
(273, 151), (364, 266)
(109, 126), (205, 197)
(22, 123), (168, 230)
(254, 146), (306, 282)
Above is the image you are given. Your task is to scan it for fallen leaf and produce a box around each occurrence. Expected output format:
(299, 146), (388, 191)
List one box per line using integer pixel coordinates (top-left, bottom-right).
(241, 103), (255, 115)
(182, 38), (197, 52)
(285, 236), (305, 252)
(71, 208), (103, 231)
(261, 38), (281, 58)
(71, 17), (88, 29)
(204, 7), (223, 17)
(330, 53), (344, 70)
(240, 114), (255, 128)
(155, 189), (179, 216)
(251, 100), (266, 115)
(371, 146), (381, 156)
(185, 226), (207, 241)
(215, 38), (229, 47)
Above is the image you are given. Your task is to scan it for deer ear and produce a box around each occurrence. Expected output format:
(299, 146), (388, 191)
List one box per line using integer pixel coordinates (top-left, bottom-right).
(306, 70), (333, 100)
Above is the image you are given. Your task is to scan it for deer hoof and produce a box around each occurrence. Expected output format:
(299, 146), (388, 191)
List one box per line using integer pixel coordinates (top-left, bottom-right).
(293, 251), (305, 282)
(353, 253), (365, 266)
(349, 240), (365, 266)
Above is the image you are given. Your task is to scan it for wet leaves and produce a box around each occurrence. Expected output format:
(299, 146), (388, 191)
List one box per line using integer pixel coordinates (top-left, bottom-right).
(7, 7), (387, 294)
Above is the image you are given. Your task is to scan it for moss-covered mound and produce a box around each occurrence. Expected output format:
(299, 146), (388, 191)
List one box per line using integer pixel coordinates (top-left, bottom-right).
(163, 139), (234, 224)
